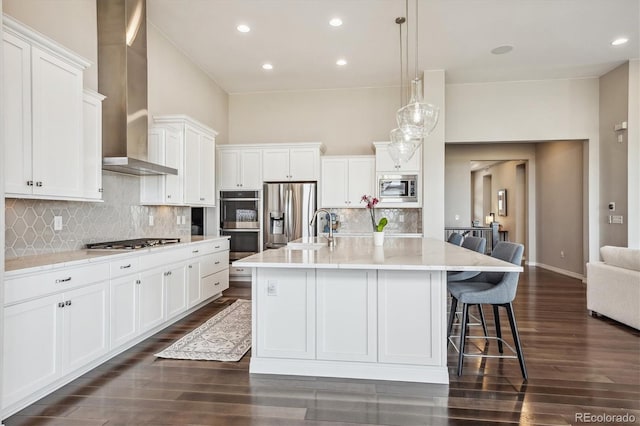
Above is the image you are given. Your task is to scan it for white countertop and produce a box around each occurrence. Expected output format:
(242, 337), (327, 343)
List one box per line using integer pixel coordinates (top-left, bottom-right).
(234, 236), (522, 272)
(5, 236), (229, 275)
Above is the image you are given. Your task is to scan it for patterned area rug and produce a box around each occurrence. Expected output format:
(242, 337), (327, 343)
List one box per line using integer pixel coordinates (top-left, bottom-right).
(155, 299), (251, 362)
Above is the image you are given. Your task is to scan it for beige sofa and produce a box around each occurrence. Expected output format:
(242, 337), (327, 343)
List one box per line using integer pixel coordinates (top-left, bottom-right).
(587, 246), (640, 330)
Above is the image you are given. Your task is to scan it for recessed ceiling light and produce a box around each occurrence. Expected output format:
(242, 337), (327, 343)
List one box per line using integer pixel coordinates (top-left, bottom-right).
(611, 37), (628, 46)
(336, 58), (347, 66)
(329, 18), (343, 27)
(491, 45), (514, 55)
(262, 63), (273, 70)
(237, 24), (251, 33)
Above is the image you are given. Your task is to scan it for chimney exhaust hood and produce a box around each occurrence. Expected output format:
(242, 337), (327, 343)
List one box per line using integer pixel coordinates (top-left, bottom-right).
(97, 0), (177, 176)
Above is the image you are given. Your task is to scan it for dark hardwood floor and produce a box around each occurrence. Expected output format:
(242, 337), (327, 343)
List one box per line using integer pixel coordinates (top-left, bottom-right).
(5, 267), (640, 425)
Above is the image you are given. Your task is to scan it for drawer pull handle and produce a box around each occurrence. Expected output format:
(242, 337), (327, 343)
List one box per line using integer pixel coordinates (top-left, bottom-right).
(58, 302), (65, 308)
(236, 269), (244, 272)
(215, 261), (220, 265)
(192, 250), (200, 253)
(214, 245), (221, 249)
(188, 265), (193, 269)
(214, 282), (220, 286)
(56, 277), (72, 283)
(120, 264), (132, 269)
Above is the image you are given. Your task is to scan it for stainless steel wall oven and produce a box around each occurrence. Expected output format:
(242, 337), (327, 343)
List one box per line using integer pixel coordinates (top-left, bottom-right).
(219, 190), (260, 261)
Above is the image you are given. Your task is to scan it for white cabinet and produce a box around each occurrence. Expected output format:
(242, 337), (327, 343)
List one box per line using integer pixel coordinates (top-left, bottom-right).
(141, 115), (217, 206)
(321, 156), (375, 208)
(217, 147), (262, 190)
(316, 270), (377, 362)
(187, 262), (201, 308)
(110, 275), (138, 349)
(374, 141), (422, 173)
(262, 145), (322, 181)
(2, 280), (108, 409)
(255, 268), (315, 359)
(82, 89), (106, 200)
(165, 264), (187, 320)
(3, 16), (92, 200)
(138, 268), (165, 334)
(141, 127), (183, 205)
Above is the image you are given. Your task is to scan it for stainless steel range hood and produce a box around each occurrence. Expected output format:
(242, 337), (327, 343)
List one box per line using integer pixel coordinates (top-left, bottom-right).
(97, 0), (177, 176)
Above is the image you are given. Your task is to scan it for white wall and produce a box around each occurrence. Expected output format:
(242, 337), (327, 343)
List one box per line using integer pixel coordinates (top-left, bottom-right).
(0, 0), (5, 418)
(228, 86), (399, 154)
(4, 0), (97, 90)
(147, 23), (228, 143)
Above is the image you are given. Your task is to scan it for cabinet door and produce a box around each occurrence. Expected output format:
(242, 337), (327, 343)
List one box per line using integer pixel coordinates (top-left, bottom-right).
(321, 158), (348, 208)
(63, 281), (109, 373)
(165, 264), (187, 320)
(218, 149), (241, 189)
(184, 126), (201, 204)
(347, 157), (375, 205)
(262, 148), (290, 181)
(199, 134), (216, 205)
(31, 46), (84, 197)
(164, 128), (184, 204)
(376, 144), (421, 172)
(110, 275), (139, 349)
(2, 294), (62, 409)
(82, 91), (104, 199)
(240, 149), (263, 189)
(187, 262), (201, 308)
(256, 268), (315, 359)
(138, 269), (165, 334)
(378, 270), (444, 366)
(317, 270), (377, 362)
(289, 148), (318, 180)
(3, 32), (32, 195)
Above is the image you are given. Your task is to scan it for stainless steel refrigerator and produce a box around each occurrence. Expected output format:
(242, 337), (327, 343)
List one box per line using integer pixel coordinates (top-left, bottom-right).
(263, 182), (317, 249)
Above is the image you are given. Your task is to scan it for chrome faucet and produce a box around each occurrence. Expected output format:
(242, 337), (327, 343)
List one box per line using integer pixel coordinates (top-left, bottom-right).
(310, 209), (335, 247)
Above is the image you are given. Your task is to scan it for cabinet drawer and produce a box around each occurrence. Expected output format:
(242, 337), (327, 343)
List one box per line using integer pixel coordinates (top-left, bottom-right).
(5, 262), (109, 305)
(109, 257), (140, 279)
(230, 266), (251, 277)
(200, 251), (229, 277)
(139, 249), (185, 271)
(202, 269), (229, 299)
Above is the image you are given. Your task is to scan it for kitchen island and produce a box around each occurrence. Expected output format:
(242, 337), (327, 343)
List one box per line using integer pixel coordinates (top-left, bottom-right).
(234, 236), (522, 384)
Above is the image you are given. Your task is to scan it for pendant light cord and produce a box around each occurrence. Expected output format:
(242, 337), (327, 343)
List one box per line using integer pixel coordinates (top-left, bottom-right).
(399, 18), (404, 107)
(414, 0), (419, 79)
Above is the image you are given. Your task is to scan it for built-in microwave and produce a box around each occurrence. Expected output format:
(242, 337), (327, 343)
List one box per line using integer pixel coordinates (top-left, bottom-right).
(378, 174), (418, 202)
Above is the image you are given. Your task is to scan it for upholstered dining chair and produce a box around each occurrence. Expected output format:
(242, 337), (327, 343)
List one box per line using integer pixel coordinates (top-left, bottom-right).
(447, 232), (464, 246)
(448, 236), (488, 336)
(447, 242), (527, 379)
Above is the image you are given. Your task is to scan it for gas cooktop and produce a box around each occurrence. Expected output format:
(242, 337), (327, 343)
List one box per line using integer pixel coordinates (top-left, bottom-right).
(86, 238), (181, 250)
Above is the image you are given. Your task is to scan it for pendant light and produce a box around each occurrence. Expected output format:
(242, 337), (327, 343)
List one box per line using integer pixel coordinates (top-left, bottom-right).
(388, 0), (439, 166)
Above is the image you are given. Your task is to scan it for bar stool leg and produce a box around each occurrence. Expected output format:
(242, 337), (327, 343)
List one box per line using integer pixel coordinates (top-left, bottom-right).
(457, 303), (470, 376)
(447, 297), (458, 340)
(493, 305), (503, 353)
(477, 304), (489, 338)
(506, 302), (528, 380)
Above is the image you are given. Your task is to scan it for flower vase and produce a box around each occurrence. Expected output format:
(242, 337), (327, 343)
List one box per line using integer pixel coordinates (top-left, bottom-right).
(373, 231), (385, 246)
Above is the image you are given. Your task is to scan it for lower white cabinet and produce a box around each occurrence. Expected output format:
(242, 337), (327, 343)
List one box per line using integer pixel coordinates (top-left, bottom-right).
(2, 238), (230, 416)
(3, 281), (108, 409)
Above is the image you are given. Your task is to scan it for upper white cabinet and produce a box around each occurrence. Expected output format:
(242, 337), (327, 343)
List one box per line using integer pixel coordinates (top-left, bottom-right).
(141, 115), (217, 206)
(3, 16), (95, 201)
(321, 156), (375, 208)
(373, 141), (422, 173)
(217, 147), (262, 190)
(262, 144), (323, 181)
(82, 89), (106, 200)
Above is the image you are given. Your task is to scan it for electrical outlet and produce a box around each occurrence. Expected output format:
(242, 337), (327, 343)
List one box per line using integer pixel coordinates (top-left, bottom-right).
(399, 214), (405, 222)
(149, 215), (154, 226)
(176, 216), (181, 225)
(267, 281), (278, 296)
(53, 216), (63, 231)
(181, 215), (186, 225)
(454, 214), (460, 221)
(560, 250), (565, 258)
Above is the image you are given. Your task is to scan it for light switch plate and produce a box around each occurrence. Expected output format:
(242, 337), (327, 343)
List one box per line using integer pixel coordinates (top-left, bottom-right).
(53, 216), (63, 231)
(149, 215), (154, 226)
(267, 281), (278, 296)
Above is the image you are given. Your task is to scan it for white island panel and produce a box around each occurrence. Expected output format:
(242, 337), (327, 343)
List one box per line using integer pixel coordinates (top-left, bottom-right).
(317, 269), (377, 362)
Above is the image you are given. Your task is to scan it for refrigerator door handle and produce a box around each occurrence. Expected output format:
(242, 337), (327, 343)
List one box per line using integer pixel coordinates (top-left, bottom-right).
(290, 185), (297, 240)
(286, 186), (294, 242)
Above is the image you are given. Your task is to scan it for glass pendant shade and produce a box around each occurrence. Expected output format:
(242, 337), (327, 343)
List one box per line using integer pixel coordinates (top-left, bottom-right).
(389, 127), (420, 165)
(396, 78), (440, 138)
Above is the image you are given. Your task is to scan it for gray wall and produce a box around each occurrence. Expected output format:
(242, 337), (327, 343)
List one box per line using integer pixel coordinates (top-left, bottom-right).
(535, 141), (584, 275)
(599, 62), (629, 247)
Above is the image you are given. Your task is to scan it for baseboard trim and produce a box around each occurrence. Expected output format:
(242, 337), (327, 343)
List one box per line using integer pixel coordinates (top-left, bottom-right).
(527, 261), (585, 280)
